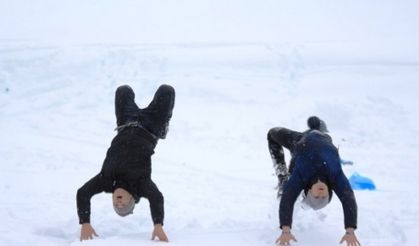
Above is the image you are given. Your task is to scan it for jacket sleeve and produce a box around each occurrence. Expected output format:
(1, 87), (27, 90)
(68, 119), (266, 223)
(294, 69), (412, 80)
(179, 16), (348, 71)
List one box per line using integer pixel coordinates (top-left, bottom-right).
(138, 179), (164, 225)
(333, 170), (358, 229)
(279, 171), (304, 229)
(76, 173), (105, 224)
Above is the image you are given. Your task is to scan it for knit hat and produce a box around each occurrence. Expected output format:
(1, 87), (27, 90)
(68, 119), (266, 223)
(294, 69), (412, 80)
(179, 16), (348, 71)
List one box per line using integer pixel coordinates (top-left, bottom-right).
(302, 191), (329, 210)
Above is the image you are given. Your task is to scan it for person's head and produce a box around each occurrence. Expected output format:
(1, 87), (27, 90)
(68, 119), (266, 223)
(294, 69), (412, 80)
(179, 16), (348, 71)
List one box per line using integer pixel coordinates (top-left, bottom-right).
(112, 188), (135, 217)
(303, 180), (330, 210)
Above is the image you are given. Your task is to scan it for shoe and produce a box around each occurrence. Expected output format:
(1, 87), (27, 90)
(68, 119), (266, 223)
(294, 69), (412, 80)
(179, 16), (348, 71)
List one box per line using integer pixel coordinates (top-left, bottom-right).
(307, 116), (328, 133)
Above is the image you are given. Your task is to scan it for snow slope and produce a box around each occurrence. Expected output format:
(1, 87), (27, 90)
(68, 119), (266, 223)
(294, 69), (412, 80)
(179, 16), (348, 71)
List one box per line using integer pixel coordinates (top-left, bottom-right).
(1, 42), (418, 246)
(1, 1), (419, 246)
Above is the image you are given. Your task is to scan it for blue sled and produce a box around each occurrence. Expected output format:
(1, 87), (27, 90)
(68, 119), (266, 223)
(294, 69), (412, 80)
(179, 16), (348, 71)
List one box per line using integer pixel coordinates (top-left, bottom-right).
(349, 172), (376, 190)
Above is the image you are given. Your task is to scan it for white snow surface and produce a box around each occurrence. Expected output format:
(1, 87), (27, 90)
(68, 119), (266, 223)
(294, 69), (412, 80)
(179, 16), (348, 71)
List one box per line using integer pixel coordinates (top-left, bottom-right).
(1, 1), (419, 246)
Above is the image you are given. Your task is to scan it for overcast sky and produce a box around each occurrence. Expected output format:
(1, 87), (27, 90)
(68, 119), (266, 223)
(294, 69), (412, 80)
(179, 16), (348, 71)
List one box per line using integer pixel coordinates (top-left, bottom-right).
(0, 0), (418, 44)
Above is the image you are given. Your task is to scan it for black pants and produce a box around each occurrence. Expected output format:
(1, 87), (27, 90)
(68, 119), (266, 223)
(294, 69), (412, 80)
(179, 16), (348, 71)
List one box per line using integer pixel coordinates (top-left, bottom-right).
(115, 84), (175, 139)
(267, 127), (303, 174)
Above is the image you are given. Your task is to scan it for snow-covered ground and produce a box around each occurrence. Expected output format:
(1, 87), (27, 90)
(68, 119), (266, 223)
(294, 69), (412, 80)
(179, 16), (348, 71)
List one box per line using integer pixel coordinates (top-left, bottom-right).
(1, 1), (419, 246)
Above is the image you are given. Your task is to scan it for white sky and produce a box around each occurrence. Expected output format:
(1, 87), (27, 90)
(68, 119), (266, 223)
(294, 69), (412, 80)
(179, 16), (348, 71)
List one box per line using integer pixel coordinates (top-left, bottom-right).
(0, 0), (418, 44)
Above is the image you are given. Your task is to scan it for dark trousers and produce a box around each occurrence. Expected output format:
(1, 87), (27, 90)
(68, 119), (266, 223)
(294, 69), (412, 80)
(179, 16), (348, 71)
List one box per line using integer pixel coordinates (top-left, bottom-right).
(115, 85), (140, 126)
(267, 127), (303, 175)
(115, 84), (175, 139)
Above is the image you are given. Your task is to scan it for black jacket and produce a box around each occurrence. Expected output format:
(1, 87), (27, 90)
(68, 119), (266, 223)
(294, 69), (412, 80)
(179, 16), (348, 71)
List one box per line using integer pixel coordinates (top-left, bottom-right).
(77, 84), (175, 226)
(76, 126), (164, 225)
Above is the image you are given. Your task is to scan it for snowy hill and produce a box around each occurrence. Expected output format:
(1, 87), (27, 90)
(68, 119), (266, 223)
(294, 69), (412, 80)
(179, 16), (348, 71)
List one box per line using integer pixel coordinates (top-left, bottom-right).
(1, 41), (418, 246)
(1, 1), (419, 246)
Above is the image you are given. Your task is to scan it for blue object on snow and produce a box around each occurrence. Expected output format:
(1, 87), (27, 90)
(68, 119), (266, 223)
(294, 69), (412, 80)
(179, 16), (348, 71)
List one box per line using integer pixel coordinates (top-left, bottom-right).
(349, 172), (376, 190)
(340, 159), (354, 165)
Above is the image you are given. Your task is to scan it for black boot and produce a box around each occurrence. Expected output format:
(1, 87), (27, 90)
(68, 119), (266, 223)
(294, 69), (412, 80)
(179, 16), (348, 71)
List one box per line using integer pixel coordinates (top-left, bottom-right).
(307, 116), (328, 133)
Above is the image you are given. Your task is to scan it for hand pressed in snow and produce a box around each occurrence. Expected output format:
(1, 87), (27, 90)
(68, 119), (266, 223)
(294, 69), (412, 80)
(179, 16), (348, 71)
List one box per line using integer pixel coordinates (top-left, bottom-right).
(80, 223), (98, 241)
(276, 226), (297, 245)
(340, 228), (361, 246)
(151, 224), (169, 242)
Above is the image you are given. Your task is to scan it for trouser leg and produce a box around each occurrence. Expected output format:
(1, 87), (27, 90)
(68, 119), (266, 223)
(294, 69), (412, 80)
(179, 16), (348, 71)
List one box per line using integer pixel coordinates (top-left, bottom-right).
(267, 127), (302, 196)
(267, 127), (302, 168)
(114, 85), (140, 127)
(141, 84), (175, 139)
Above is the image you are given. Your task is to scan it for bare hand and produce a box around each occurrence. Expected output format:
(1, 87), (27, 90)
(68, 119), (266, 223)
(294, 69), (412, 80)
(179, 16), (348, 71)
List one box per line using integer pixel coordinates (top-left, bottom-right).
(276, 231), (297, 245)
(80, 223), (98, 241)
(340, 232), (361, 246)
(151, 224), (169, 242)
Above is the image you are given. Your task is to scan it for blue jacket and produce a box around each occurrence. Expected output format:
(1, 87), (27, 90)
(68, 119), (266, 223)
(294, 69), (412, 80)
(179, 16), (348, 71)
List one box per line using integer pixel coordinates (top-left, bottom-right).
(279, 130), (357, 229)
